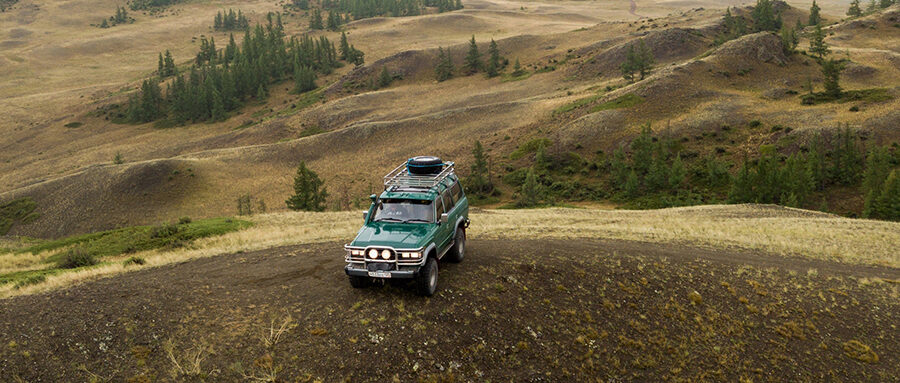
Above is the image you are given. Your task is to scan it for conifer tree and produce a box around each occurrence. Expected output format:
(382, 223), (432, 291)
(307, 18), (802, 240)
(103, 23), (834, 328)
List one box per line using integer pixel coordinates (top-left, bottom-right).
(621, 44), (637, 82)
(862, 146), (893, 217)
(831, 127), (863, 185)
(636, 40), (654, 80)
(808, 0), (821, 26)
(624, 170), (640, 198)
(158, 53), (165, 78)
(669, 153), (686, 189)
(293, 64), (317, 93)
(286, 161), (328, 211)
(469, 140), (494, 195)
(339, 32), (350, 60)
(100, 19), (109, 28)
(751, 0), (780, 32)
(517, 168), (542, 207)
(808, 23), (829, 59)
(164, 50), (176, 76)
(821, 58), (845, 98)
(780, 26), (798, 55)
(848, 0), (863, 17)
(377, 66), (392, 88)
(485, 38), (501, 78)
(871, 170), (900, 220)
(512, 58), (525, 76)
(610, 148), (629, 187)
(435, 46), (454, 81)
(463, 35), (481, 75)
(310, 8), (324, 29)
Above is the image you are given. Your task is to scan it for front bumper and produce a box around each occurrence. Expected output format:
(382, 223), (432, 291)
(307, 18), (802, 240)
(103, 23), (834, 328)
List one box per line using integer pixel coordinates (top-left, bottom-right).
(345, 264), (421, 279)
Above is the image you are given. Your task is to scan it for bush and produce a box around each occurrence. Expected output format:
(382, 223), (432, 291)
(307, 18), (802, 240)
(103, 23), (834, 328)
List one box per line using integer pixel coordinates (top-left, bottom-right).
(123, 256), (146, 266)
(57, 248), (97, 269)
(178, 216), (192, 225)
(151, 223), (179, 238)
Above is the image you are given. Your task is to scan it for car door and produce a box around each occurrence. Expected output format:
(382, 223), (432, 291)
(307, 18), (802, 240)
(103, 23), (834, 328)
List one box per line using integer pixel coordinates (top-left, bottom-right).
(433, 194), (451, 254)
(439, 188), (456, 251)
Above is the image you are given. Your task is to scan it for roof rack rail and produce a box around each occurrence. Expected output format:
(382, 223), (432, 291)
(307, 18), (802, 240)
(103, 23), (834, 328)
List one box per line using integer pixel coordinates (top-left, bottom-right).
(383, 161), (455, 191)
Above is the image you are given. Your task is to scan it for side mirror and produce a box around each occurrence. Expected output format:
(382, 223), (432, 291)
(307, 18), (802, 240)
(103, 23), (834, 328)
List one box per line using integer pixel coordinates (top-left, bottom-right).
(440, 213), (449, 225)
(369, 194), (378, 202)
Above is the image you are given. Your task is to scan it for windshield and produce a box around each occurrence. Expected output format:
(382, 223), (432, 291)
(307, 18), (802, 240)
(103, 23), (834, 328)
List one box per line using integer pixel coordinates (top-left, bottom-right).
(373, 199), (434, 223)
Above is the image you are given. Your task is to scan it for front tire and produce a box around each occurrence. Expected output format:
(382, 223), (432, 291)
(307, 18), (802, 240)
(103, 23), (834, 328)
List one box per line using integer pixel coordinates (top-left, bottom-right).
(416, 257), (438, 296)
(446, 228), (465, 263)
(349, 275), (370, 289)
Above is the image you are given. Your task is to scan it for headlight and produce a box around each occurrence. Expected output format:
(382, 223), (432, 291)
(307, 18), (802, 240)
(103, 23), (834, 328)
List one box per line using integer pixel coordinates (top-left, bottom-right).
(368, 249), (378, 259)
(381, 249), (391, 259)
(401, 252), (422, 259)
(350, 250), (364, 257)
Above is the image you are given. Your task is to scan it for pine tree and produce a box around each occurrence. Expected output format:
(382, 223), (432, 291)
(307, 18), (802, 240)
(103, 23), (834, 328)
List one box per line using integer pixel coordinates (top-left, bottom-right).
(862, 146), (893, 217)
(831, 127), (863, 185)
(485, 38), (501, 78)
(808, 0), (821, 26)
(517, 168), (542, 207)
(669, 153), (686, 189)
(610, 147), (629, 187)
(293, 64), (316, 93)
(469, 140), (493, 195)
(646, 156), (670, 191)
(621, 44), (637, 82)
(463, 35), (481, 75)
(158, 53), (165, 78)
(435, 46), (453, 81)
(751, 0), (779, 32)
(636, 40), (654, 80)
(780, 26), (798, 55)
(339, 32), (350, 60)
(806, 133), (827, 190)
(310, 8), (324, 30)
(872, 169), (900, 220)
(512, 58), (525, 76)
(808, 24), (829, 59)
(821, 58), (845, 98)
(211, 90), (226, 121)
(164, 50), (176, 76)
(285, 161), (329, 211)
(848, 0), (863, 17)
(377, 66), (392, 88)
(327, 11), (341, 30)
(729, 160), (755, 203)
(624, 170), (640, 198)
(100, 19), (109, 28)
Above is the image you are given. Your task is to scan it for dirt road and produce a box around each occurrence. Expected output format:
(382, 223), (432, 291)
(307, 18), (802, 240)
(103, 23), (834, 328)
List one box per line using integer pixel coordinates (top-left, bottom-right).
(1, 239), (897, 382)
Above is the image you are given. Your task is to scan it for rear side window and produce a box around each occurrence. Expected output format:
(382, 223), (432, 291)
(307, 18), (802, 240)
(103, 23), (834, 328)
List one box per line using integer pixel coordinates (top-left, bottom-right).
(434, 196), (444, 221)
(442, 189), (454, 209)
(451, 182), (463, 203)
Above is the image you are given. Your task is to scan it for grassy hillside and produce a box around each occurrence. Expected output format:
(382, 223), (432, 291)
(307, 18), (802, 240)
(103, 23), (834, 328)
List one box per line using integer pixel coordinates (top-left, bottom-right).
(1, 1), (899, 238)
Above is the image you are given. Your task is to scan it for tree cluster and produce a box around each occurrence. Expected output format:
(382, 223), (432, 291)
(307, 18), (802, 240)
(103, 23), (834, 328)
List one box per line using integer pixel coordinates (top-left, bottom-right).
(320, 0), (424, 20)
(99, 6), (132, 28)
(127, 16), (362, 124)
(128, 0), (181, 11)
(468, 141), (494, 196)
(425, 0), (462, 13)
(434, 36), (506, 81)
(157, 50), (177, 78)
(729, 128), (870, 207)
(863, 147), (900, 220)
(214, 9), (250, 31)
(434, 46), (454, 82)
(620, 40), (654, 82)
(609, 125), (687, 199)
(717, 1), (783, 45)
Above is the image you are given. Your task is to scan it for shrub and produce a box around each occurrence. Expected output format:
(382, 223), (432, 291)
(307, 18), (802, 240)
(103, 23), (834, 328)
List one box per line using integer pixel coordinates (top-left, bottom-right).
(178, 216), (193, 225)
(124, 256), (146, 266)
(57, 248), (97, 269)
(151, 223), (179, 239)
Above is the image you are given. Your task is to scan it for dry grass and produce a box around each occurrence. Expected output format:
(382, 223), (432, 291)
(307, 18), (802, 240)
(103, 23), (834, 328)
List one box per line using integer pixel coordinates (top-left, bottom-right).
(2, 205), (898, 299)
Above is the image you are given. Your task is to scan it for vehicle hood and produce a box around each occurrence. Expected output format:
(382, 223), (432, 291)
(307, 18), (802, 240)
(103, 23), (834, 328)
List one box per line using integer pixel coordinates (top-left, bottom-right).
(350, 221), (435, 249)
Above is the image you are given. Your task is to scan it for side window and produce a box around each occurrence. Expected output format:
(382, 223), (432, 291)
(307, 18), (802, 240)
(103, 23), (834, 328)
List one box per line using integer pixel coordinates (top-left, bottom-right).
(434, 196), (444, 221)
(442, 189), (454, 210)
(451, 182), (463, 204)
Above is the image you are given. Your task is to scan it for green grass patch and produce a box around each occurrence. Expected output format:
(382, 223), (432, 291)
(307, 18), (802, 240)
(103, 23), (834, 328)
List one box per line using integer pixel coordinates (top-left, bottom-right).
(509, 138), (553, 160)
(299, 125), (325, 138)
(801, 88), (893, 105)
(277, 88), (324, 118)
(20, 217), (252, 263)
(1, 197), (39, 236)
(501, 71), (532, 83)
(553, 94), (602, 115)
(63, 122), (83, 128)
(590, 93), (644, 112)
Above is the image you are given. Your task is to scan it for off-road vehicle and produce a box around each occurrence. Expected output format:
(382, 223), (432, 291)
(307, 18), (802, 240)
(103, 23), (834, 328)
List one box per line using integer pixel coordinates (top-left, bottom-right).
(344, 156), (470, 296)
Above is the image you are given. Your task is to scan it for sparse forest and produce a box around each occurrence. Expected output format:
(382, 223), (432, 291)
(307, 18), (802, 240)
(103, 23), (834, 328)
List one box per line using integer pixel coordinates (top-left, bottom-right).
(124, 14), (362, 124)
(214, 9), (250, 31)
(98, 6), (133, 28)
(128, 0), (182, 11)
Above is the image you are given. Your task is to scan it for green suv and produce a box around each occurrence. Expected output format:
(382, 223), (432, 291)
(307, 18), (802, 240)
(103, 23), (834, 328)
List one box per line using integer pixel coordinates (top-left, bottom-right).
(344, 156), (470, 296)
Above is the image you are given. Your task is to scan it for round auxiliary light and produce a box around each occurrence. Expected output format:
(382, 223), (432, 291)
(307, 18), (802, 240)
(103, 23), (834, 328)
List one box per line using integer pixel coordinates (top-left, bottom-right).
(368, 249), (378, 259)
(381, 249), (391, 260)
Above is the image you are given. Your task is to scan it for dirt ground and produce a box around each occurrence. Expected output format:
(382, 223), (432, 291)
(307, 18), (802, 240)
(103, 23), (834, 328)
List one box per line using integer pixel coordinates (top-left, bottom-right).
(0, 238), (897, 382)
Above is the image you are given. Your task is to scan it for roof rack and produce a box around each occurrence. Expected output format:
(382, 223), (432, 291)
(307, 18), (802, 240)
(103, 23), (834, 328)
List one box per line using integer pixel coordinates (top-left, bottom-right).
(383, 161), (456, 191)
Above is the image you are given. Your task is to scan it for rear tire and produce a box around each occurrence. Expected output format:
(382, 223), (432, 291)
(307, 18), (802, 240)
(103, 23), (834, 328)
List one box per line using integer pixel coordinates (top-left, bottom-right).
(446, 228), (465, 263)
(349, 275), (370, 289)
(416, 257), (438, 296)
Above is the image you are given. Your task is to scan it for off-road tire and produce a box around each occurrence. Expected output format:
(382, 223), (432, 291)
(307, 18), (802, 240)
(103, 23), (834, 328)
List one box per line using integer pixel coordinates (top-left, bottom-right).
(349, 275), (370, 288)
(416, 257), (438, 296)
(446, 228), (465, 263)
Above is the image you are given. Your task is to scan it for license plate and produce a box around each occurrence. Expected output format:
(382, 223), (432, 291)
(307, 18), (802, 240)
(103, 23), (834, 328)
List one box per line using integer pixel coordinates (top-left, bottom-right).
(368, 270), (391, 278)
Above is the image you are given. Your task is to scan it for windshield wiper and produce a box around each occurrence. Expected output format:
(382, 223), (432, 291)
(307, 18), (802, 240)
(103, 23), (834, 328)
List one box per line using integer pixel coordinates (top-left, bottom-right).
(404, 218), (432, 223)
(377, 217), (404, 222)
